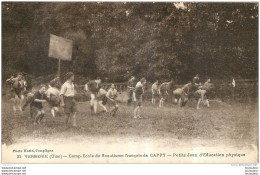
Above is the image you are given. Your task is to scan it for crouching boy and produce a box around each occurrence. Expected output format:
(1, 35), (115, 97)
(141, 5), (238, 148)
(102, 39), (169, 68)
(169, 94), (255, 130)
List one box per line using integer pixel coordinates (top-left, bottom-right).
(105, 84), (118, 117)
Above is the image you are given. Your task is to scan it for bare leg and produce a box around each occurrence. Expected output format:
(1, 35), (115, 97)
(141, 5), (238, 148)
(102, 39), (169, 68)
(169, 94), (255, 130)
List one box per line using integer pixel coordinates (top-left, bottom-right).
(197, 98), (202, 109)
(93, 100), (98, 114)
(72, 112), (77, 127)
(110, 104), (118, 116)
(90, 94), (95, 111)
(205, 99), (210, 107)
(18, 95), (24, 111)
(51, 108), (55, 118)
(34, 111), (41, 125)
(65, 114), (70, 127)
(178, 98), (182, 106)
(98, 101), (107, 112)
(134, 106), (140, 118)
(29, 106), (33, 118)
(159, 98), (163, 107)
(38, 110), (45, 124)
(13, 96), (18, 112)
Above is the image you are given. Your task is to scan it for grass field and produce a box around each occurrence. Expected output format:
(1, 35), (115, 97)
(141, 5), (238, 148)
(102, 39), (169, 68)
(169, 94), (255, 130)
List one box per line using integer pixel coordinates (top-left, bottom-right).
(2, 95), (258, 149)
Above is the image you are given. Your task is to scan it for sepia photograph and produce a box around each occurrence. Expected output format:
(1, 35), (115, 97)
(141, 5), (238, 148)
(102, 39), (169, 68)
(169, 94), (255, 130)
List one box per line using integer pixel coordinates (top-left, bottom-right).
(1, 2), (258, 163)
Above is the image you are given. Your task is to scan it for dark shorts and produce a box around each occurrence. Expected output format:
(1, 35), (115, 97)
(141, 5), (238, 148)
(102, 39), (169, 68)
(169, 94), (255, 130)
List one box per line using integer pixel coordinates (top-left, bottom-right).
(64, 97), (77, 114)
(160, 90), (168, 100)
(127, 89), (134, 99)
(98, 95), (108, 105)
(107, 98), (117, 107)
(30, 105), (43, 117)
(49, 95), (60, 107)
(152, 92), (159, 98)
(134, 96), (142, 107)
(11, 88), (22, 98)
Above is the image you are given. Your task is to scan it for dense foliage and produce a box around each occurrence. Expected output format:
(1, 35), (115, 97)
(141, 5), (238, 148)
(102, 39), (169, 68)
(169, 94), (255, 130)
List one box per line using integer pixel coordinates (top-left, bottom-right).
(2, 2), (258, 83)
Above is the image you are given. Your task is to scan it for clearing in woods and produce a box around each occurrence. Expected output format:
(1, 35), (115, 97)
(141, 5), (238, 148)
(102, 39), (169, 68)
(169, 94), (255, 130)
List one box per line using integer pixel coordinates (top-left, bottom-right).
(2, 97), (258, 150)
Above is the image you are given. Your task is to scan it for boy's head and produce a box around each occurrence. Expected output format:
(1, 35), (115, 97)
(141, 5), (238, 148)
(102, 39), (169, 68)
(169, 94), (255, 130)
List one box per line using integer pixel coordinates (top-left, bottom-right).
(17, 74), (23, 81)
(140, 78), (146, 84)
(39, 84), (46, 94)
(96, 77), (101, 84)
(111, 84), (115, 89)
(131, 76), (135, 81)
(66, 72), (74, 82)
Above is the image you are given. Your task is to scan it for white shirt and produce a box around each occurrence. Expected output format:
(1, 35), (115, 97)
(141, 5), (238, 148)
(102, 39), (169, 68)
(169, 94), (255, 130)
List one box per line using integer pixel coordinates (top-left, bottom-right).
(60, 81), (75, 97)
(152, 83), (159, 93)
(106, 88), (117, 99)
(97, 88), (107, 97)
(136, 81), (142, 87)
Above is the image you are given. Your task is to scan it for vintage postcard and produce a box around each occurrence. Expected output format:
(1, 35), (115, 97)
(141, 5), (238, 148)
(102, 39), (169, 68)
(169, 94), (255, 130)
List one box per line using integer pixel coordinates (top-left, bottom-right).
(1, 2), (258, 163)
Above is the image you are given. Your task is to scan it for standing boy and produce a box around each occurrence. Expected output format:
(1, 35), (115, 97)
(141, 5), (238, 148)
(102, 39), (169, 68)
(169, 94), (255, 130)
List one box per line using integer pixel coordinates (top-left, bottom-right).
(60, 72), (77, 127)
(86, 78), (102, 114)
(151, 80), (159, 104)
(133, 78), (146, 119)
(127, 76), (135, 105)
(158, 80), (173, 107)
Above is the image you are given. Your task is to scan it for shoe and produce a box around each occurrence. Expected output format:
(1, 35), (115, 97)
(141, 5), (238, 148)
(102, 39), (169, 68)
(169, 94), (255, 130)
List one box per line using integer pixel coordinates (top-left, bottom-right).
(133, 116), (138, 119)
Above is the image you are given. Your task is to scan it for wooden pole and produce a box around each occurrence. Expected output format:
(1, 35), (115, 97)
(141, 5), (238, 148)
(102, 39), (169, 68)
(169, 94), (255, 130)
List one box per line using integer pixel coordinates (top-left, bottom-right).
(58, 58), (61, 77)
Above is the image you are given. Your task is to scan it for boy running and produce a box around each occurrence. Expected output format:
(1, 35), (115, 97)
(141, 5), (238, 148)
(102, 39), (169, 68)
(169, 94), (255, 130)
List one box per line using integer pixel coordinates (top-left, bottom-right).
(7, 74), (26, 112)
(30, 85), (48, 125)
(97, 88), (108, 113)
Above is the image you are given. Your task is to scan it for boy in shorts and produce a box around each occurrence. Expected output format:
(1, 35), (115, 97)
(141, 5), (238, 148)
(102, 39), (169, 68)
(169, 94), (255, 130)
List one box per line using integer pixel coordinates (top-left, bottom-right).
(30, 85), (48, 125)
(151, 80), (159, 104)
(86, 78), (102, 114)
(97, 88), (108, 113)
(45, 86), (60, 118)
(106, 84), (119, 117)
(133, 78), (146, 119)
(127, 76), (135, 105)
(60, 72), (77, 127)
(158, 80), (173, 107)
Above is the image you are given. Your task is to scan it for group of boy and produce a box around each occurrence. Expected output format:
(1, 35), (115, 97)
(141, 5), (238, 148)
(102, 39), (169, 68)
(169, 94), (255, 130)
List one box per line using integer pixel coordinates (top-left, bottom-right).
(7, 72), (213, 127)
(151, 74), (213, 109)
(20, 72), (76, 126)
